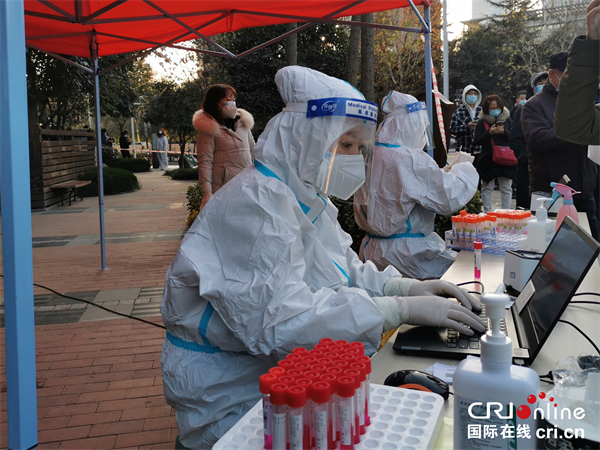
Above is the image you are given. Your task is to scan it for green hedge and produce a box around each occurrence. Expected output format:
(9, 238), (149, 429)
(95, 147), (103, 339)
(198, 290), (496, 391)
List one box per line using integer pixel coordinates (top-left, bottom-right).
(77, 167), (140, 197)
(105, 157), (151, 173)
(165, 168), (199, 180)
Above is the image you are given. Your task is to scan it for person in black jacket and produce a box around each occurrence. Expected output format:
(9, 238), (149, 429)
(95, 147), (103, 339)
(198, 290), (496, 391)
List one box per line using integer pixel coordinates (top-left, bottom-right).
(521, 51), (598, 239)
(119, 131), (132, 158)
(473, 95), (516, 213)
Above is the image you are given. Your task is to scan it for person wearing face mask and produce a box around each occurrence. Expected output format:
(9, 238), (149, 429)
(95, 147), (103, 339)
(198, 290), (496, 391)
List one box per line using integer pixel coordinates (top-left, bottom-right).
(510, 91), (527, 121)
(119, 130), (132, 158)
(522, 52), (599, 239)
(161, 67), (484, 449)
(193, 84), (254, 210)
(353, 91), (478, 280)
(473, 95), (516, 212)
(450, 84), (483, 155)
(156, 129), (169, 171)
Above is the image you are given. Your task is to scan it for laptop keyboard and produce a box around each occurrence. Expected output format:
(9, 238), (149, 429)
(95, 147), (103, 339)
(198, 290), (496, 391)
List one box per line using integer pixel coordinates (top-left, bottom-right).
(446, 305), (506, 349)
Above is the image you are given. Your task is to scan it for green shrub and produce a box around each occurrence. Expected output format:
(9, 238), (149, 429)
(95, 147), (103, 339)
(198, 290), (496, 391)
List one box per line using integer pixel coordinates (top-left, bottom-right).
(166, 168), (199, 180)
(105, 157), (151, 173)
(434, 191), (483, 238)
(77, 167), (140, 197)
(185, 182), (204, 226)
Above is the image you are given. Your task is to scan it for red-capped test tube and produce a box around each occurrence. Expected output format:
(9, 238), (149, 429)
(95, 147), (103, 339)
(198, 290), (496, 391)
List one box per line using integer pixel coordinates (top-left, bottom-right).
(277, 359), (295, 371)
(312, 381), (331, 450)
(260, 374), (278, 450)
(270, 383), (289, 450)
(278, 375), (296, 386)
(345, 369), (362, 444)
(349, 363), (367, 435)
(337, 376), (356, 450)
(286, 353), (304, 363)
(474, 240), (482, 282)
(319, 338), (335, 345)
(295, 378), (313, 449)
(349, 342), (365, 355)
(355, 356), (372, 426)
(287, 386), (306, 450)
(292, 347), (308, 355)
(320, 374), (338, 449)
(269, 367), (286, 378)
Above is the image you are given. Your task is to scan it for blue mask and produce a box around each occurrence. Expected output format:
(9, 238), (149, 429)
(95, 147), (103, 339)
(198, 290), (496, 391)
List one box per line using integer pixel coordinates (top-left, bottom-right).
(466, 94), (478, 105)
(556, 77), (562, 92)
(518, 100), (527, 106)
(489, 109), (501, 117)
(535, 85), (543, 93)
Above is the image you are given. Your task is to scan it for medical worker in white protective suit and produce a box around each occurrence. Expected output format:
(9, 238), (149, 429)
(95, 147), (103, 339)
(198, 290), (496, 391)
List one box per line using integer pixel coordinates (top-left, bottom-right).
(354, 91), (479, 280)
(160, 67), (484, 449)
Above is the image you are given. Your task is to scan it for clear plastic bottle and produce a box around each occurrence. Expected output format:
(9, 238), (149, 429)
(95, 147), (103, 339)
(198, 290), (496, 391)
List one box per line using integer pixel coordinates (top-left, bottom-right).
(453, 293), (539, 450)
(337, 376), (356, 450)
(312, 381), (331, 450)
(270, 383), (289, 450)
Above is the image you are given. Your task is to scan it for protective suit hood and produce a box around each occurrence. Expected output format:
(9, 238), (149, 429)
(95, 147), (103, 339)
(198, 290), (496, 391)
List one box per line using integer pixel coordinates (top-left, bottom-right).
(254, 66), (370, 207)
(377, 91), (429, 149)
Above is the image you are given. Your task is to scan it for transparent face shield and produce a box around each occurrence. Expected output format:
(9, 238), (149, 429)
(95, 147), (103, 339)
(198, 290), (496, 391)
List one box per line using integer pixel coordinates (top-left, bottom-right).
(309, 98), (378, 203)
(406, 101), (434, 152)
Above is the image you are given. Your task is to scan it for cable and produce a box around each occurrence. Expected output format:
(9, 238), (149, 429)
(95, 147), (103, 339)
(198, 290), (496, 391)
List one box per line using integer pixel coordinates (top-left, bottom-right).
(457, 281), (485, 291)
(0, 274), (166, 330)
(573, 292), (600, 298)
(468, 291), (482, 295)
(570, 301), (600, 306)
(558, 319), (600, 355)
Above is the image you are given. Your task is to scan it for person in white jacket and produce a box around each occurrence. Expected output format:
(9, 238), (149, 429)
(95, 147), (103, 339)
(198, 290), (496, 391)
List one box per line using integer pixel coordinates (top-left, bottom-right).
(156, 129), (169, 170)
(354, 91), (479, 280)
(160, 67), (484, 449)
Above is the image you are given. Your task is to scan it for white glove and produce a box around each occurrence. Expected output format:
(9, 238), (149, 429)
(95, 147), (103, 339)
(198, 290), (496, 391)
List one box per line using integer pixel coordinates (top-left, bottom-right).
(373, 296), (485, 335)
(408, 280), (482, 312)
(453, 151), (475, 164)
(383, 277), (417, 297)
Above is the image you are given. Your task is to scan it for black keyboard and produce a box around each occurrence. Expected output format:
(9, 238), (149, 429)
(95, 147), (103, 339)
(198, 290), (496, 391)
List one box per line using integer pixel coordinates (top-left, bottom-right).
(445, 305), (506, 349)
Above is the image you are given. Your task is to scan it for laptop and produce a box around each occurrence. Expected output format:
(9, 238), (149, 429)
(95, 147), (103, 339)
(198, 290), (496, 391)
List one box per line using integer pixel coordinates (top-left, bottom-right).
(393, 215), (600, 366)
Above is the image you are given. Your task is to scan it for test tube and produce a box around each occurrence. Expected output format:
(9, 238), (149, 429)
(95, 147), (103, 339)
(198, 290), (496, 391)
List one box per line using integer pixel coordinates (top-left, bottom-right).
(292, 347), (308, 355)
(332, 360), (349, 370)
(313, 343), (330, 352)
(345, 369), (362, 444)
(308, 350), (324, 359)
(278, 375), (297, 386)
(295, 378), (313, 449)
(302, 356), (318, 365)
(294, 362), (311, 372)
(260, 374), (278, 450)
(312, 381), (331, 450)
(319, 373), (338, 449)
(311, 364), (328, 374)
(319, 338), (335, 345)
(287, 368), (304, 379)
(277, 359), (295, 371)
(269, 367), (286, 378)
(349, 363), (367, 435)
(348, 342), (364, 356)
(287, 386), (306, 450)
(286, 353), (304, 363)
(317, 358), (334, 368)
(270, 383), (289, 450)
(355, 355), (372, 426)
(476, 216), (483, 237)
(523, 211), (531, 235)
(337, 376), (356, 450)
(474, 241), (482, 283)
(334, 340), (349, 348)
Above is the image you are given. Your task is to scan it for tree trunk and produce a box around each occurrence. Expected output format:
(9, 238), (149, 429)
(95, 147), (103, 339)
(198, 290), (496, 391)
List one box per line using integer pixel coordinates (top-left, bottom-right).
(360, 13), (375, 102)
(286, 23), (298, 66)
(347, 16), (361, 87)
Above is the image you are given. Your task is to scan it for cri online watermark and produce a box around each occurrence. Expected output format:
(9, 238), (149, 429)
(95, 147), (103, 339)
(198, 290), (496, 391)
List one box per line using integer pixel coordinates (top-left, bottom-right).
(466, 392), (585, 440)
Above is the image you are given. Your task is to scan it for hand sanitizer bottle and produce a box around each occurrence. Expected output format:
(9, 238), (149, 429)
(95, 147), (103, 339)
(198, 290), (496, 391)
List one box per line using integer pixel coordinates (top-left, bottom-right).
(527, 198), (555, 253)
(453, 293), (539, 450)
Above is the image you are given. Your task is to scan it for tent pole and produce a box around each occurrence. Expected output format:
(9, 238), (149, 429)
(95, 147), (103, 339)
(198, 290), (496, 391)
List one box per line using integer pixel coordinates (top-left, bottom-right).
(424, 3), (434, 159)
(91, 35), (108, 271)
(0, 0), (38, 448)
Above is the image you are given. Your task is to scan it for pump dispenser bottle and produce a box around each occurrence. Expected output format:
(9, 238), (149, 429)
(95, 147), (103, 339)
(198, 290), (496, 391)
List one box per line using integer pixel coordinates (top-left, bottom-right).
(527, 198), (555, 253)
(453, 293), (539, 450)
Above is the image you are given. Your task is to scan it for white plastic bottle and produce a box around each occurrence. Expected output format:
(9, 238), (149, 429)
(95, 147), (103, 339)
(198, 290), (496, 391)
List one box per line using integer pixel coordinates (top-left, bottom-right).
(527, 199), (555, 253)
(453, 293), (539, 450)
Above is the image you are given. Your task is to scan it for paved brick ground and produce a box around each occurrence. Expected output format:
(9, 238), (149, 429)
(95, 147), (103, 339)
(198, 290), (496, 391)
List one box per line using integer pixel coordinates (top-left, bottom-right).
(1, 169), (192, 449)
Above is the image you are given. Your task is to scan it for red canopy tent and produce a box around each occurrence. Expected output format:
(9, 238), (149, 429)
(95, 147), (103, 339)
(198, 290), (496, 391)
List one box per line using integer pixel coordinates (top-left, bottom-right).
(2, 2), (433, 448)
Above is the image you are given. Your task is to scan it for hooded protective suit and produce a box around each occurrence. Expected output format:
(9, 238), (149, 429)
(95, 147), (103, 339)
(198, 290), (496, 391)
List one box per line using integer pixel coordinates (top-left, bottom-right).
(160, 67), (405, 448)
(354, 91), (479, 280)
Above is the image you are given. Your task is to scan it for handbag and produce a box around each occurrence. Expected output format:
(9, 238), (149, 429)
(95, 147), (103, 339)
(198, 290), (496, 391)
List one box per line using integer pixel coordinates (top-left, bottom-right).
(484, 122), (518, 166)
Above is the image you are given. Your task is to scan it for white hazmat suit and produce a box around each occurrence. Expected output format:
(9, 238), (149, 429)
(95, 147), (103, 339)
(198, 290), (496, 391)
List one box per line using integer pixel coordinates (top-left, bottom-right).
(355, 91), (479, 280)
(160, 71), (483, 449)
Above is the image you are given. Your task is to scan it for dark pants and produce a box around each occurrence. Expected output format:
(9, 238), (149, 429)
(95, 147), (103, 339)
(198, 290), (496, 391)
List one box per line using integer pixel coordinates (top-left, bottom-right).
(573, 196), (599, 241)
(121, 149), (131, 158)
(516, 159), (530, 209)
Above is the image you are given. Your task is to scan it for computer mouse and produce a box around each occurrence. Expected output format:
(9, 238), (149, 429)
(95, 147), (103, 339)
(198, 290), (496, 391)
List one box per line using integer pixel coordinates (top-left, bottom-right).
(384, 369), (450, 400)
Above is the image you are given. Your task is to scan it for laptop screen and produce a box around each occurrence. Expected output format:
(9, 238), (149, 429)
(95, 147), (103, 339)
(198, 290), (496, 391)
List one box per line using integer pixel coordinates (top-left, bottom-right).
(518, 216), (600, 360)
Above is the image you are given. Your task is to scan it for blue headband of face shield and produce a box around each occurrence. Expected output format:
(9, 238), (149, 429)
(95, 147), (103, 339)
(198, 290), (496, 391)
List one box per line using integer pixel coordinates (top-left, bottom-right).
(306, 98), (378, 122)
(406, 101), (427, 114)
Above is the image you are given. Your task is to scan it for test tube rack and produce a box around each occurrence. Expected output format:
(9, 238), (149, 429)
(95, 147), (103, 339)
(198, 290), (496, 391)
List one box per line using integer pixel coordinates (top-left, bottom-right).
(445, 230), (526, 255)
(214, 384), (444, 450)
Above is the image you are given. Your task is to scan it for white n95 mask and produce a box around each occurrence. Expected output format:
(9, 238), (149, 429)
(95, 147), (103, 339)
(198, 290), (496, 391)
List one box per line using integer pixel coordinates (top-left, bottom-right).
(316, 151), (366, 200)
(221, 101), (237, 119)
